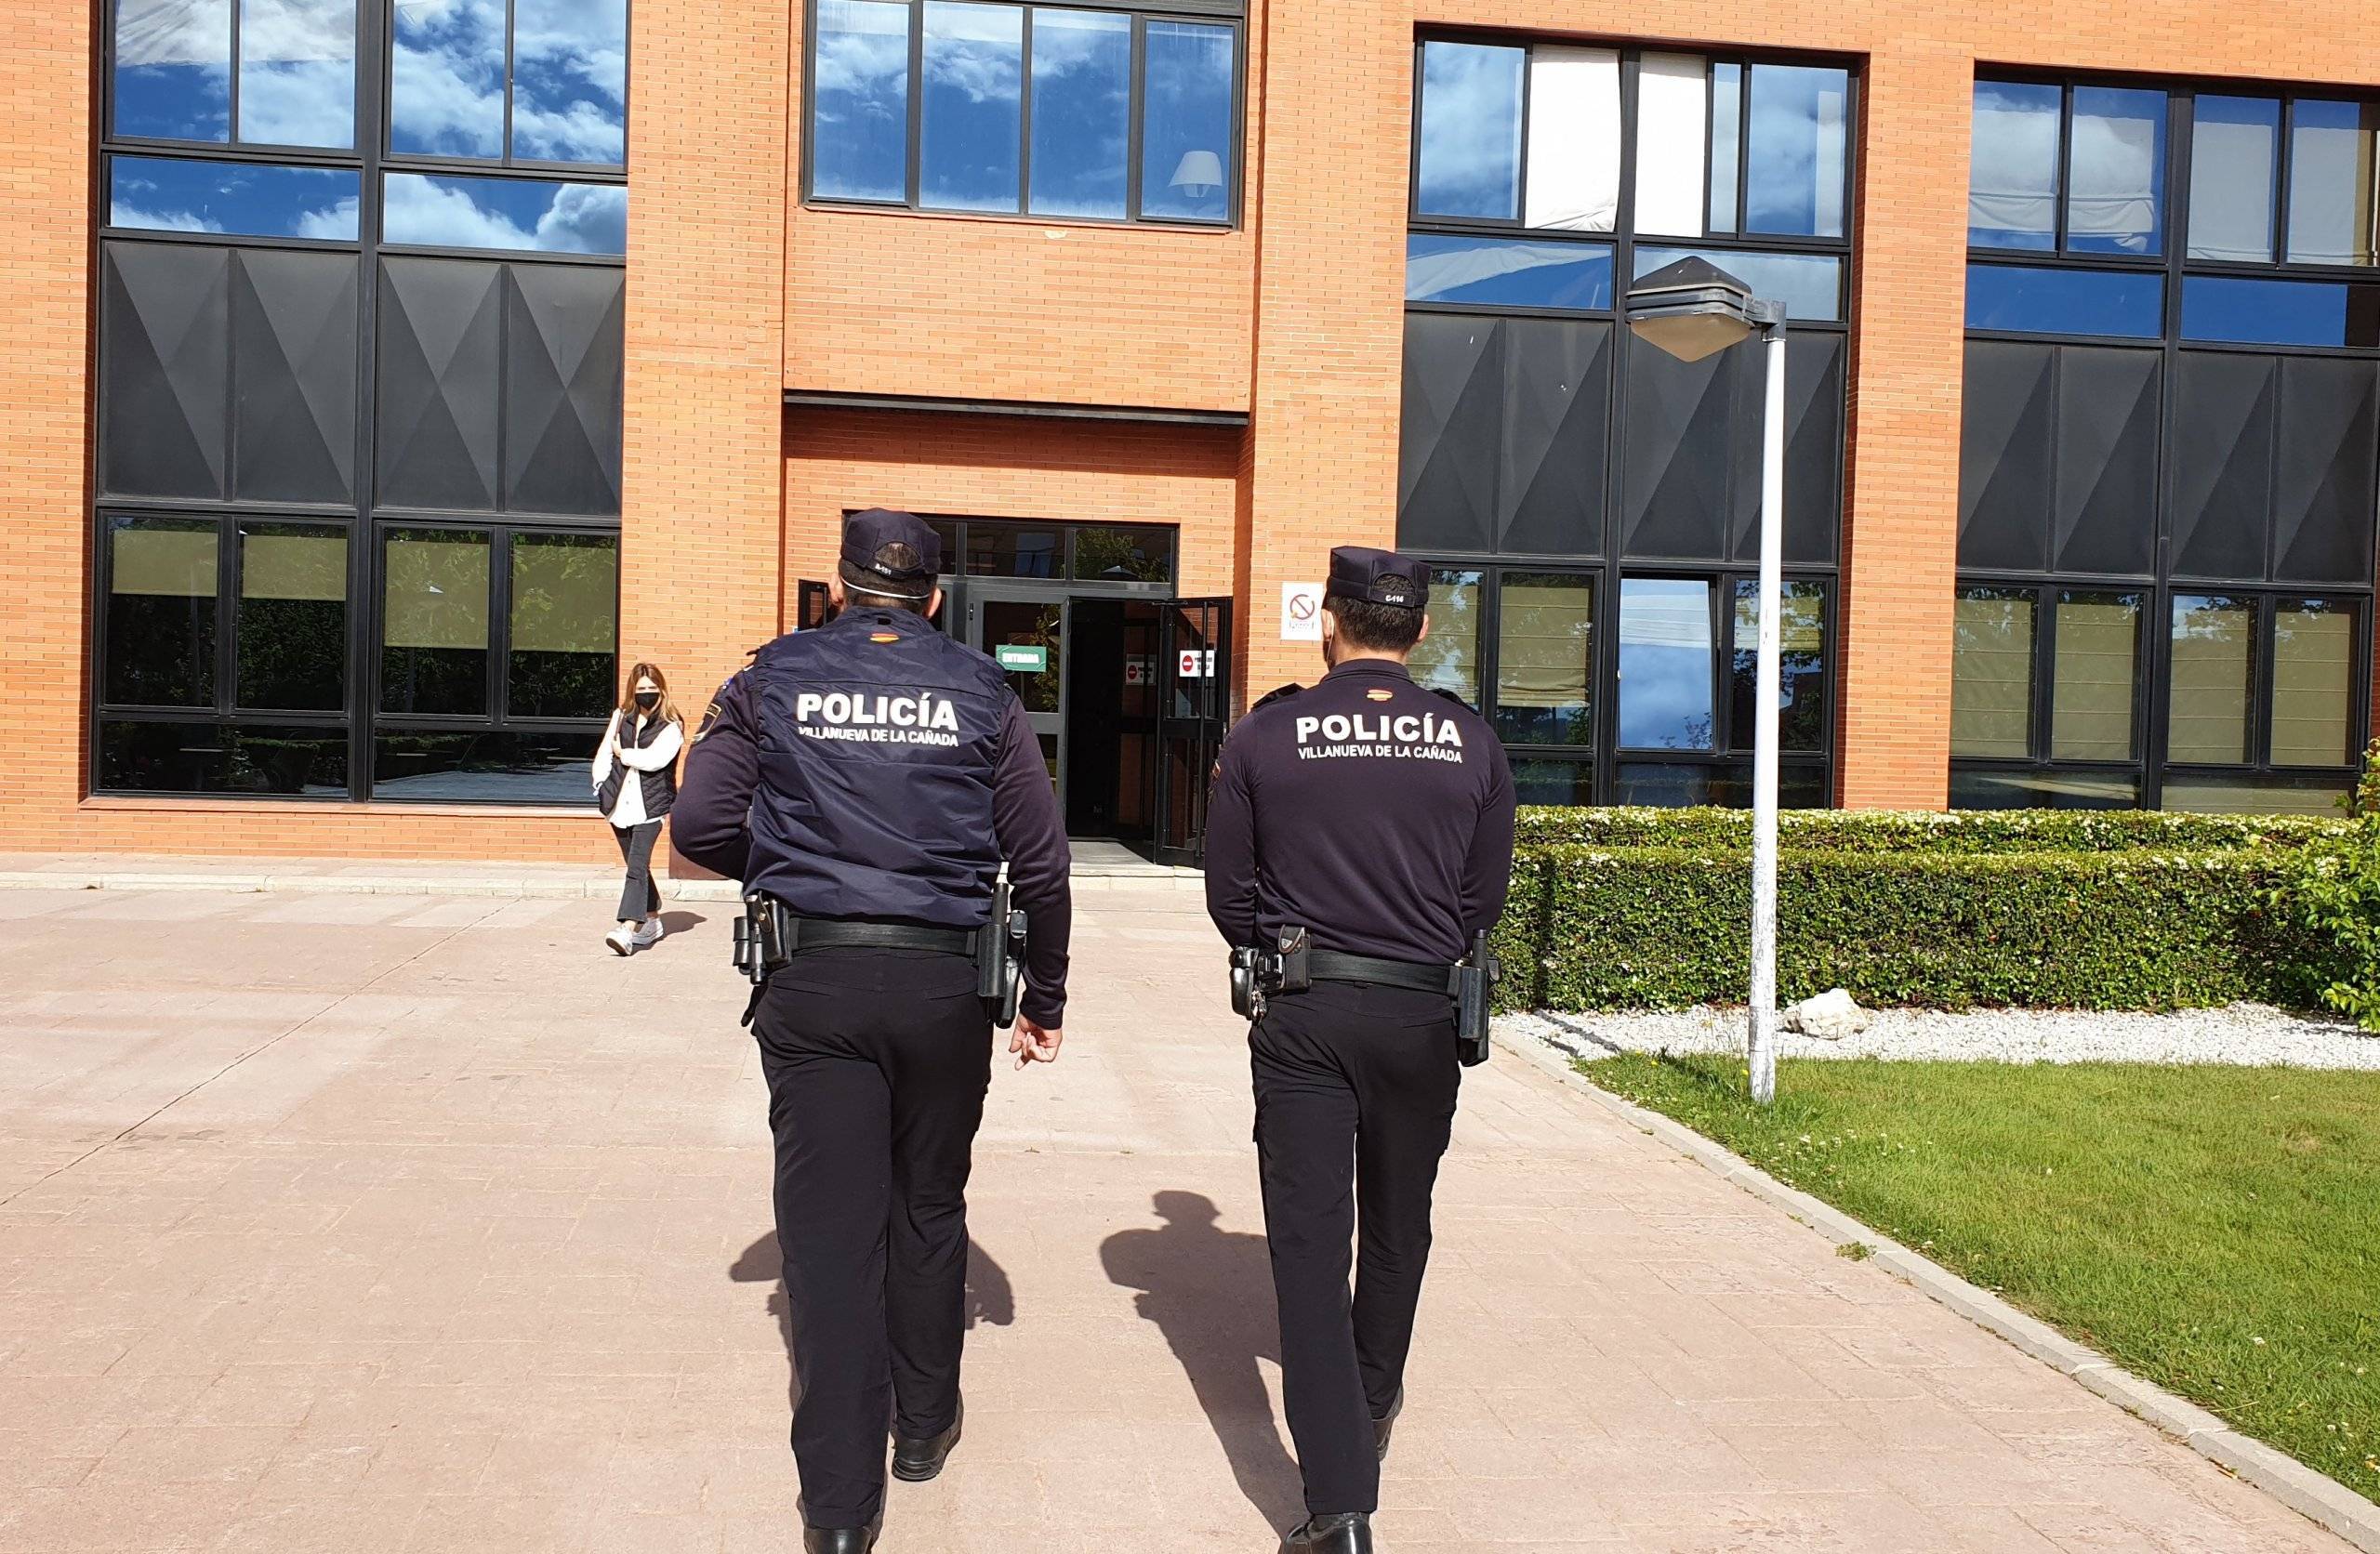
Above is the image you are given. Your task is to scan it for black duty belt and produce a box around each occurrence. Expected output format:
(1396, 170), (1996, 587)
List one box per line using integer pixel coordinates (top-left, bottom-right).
(774, 918), (975, 956)
(1305, 949), (1458, 995)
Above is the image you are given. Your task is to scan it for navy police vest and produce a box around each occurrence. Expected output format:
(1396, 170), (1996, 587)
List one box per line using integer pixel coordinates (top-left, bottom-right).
(742, 606), (1012, 928)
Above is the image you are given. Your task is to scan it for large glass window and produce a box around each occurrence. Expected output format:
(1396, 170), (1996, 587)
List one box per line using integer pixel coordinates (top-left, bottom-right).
(1415, 41), (1526, 221)
(1618, 578), (1712, 750)
(390, 0), (628, 166)
(807, 1), (1241, 227)
(1959, 73), (2377, 813)
(97, 1), (628, 801)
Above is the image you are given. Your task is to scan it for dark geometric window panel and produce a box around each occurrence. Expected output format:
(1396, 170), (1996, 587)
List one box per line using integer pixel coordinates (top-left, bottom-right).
(231, 249), (359, 505)
(1397, 314), (1502, 553)
(2171, 352), (2279, 582)
(99, 243), (231, 500)
(1498, 319), (1609, 555)
(377, 257), (504, 511)
(1622, 327), (1843, 566)
(504, 267), (626, 516)
(369, 730), (602, 804)
(2051, 347), (2159, 576)
(2273, 358), (2379, 585)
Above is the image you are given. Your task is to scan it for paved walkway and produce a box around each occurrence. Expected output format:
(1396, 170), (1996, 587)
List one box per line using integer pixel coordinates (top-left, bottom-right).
(0, 886), (2347, 1553)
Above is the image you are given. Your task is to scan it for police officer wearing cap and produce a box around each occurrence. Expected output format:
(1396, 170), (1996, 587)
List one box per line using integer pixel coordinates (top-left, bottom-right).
(674, 507), (1071, 1553)
(1204, 547), (1516, 1554)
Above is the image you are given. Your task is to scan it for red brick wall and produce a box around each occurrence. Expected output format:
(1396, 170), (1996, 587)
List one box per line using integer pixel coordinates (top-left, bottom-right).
(783, 409), (1242, 600)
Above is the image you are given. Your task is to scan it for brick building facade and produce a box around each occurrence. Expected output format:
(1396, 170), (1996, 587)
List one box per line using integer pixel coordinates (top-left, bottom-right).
(4, 0), (2376, 862)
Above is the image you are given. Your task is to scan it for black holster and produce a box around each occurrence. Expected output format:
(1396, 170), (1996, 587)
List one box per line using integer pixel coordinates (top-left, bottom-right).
(1226, 927), (1312, 1023)
(1451, 928), (1501, 1067)
(975, 869), (1028, 1029)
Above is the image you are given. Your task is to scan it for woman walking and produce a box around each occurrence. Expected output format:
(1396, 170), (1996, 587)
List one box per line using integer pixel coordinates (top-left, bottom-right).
(593, 662), (684, 955)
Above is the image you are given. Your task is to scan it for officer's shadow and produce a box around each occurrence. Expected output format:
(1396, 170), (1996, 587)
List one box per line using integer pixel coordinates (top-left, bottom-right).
(729, 1231), (1017, 1413)
(1101, 1192), (1302, 1530)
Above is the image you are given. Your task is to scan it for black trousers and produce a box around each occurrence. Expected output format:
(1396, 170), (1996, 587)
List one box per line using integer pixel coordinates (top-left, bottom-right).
(611, 819), (662, 922)
(1250, 981), (1461, 1519)
(752, 947), (992, 1530)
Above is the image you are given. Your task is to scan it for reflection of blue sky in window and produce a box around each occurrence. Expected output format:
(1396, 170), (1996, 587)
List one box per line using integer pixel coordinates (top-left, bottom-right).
(1139, 21), (1232, 221)
(813, 0), (910, 202)
(1415, 41), (1521, 220)
(113, 0), (232, 141)
(382, 173), (627, 254)
(110, 155), (361, 239)
(511, 0), (628, 163)
(1029, 7), (1129, 219)
(1969, 81), (2059, 248)
(392, 0), (506, 158)
(1744, 65), (1846, 238)
(1619, 578), (1715, 750)
(238, 0), (355, 148)
(919, 2), (1023, 212)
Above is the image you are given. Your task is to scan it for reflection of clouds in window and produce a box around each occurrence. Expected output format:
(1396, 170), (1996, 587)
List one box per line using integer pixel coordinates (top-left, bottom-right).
(1416, 42), (1523, 220)
(1619, 579), (1715, 751)
(1028, 8), (1129, 219)
(383, 173), (627, 254)
(112, 202), (227, 233)
(813, 0), (910, 203)
(924, 2), (1023, 102)
(238, 0), (355, 148)
(110, 154), (360, 238)
(392, 0), (506, 158)
(1744, 65), (1845, 238)
(2067, 86), (2163, 255)
(1969, 81), (2059, 248)
(512, 0), (628, 163)
(114, 0), (231, 141)
(920, 2), (1023, 211)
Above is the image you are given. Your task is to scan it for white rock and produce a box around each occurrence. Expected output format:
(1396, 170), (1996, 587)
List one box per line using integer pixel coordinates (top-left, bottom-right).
(1784, 988), (1871, 1040)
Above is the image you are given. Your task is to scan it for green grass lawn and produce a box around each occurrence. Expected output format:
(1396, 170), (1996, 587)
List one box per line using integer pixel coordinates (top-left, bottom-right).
(1579, 1052), (2380, 1498)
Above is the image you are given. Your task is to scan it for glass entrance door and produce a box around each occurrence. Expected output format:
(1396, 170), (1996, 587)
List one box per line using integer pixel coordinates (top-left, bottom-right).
(1152, 596), (1233, 865)
(966, 586), (1069, 808)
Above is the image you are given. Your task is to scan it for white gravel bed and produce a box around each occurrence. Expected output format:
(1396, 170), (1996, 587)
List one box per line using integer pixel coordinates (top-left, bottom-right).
(1501, 1003), (2380, 1069)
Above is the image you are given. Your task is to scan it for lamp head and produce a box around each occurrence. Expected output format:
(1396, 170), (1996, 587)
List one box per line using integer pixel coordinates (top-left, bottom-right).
(1626, 256), (1763, 362)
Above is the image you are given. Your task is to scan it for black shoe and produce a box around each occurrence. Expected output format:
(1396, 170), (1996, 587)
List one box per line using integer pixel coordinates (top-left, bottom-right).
(1279, 1511), (1373, 1553)
(892, 1394), (963, 1482)
(802, 1512), (881, 1553)
(1371, 1388), (1404, 1463)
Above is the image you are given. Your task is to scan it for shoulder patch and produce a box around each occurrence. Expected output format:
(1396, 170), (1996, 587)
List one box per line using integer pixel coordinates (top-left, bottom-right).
(1430, 687), (1478, 712)
(1250, 682), (1304, 713)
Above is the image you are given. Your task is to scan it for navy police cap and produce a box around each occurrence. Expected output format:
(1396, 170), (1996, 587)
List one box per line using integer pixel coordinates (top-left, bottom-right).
(1325, 546), (1429, 611)
(840, 507), (942, 598)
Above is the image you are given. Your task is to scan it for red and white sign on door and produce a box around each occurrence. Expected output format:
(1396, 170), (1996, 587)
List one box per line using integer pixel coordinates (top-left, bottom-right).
(1177, 649), (1215, 678)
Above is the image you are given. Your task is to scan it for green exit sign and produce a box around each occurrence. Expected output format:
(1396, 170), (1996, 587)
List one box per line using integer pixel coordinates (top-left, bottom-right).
(996, 644), (1049, 673)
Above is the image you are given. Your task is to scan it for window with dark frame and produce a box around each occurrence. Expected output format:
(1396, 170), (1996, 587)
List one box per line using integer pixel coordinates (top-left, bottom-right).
(804, 0), (1241, 228)
(93, 0), (630, 803)
(1956, 72), (2377, 815)
(1398, 37), (1856, 807)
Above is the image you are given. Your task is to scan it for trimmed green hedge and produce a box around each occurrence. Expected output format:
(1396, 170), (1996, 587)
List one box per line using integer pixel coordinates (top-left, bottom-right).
(1511, 806), (2340, 855)
(1493, 844), (2321, 1013)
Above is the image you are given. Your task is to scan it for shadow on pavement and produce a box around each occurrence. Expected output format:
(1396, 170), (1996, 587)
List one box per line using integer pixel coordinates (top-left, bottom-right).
(657, 910), (707, 935)
(729, 1231), (1015, 1414)
(1101, 1191), (1302, 1530)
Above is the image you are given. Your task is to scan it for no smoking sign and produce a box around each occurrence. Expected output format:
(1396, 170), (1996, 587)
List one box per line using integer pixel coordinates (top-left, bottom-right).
(1280, 582), (1324, 642)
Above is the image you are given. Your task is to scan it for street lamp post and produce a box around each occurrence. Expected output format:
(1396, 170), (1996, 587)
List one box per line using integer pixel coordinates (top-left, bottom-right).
(1624, 257), (1788, 1106)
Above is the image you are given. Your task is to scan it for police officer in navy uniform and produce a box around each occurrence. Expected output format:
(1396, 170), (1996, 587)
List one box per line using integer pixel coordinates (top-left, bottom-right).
(1203, 547), (1516, 1554)
(674, 508), (1070, 1553)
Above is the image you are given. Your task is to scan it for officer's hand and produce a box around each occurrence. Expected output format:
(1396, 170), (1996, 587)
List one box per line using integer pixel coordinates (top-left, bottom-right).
(1010, 1018), (1062, 1070)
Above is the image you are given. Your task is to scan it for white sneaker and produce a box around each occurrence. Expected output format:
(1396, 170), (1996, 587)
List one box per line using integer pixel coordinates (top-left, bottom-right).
(606, 924), (636, 955)
(631, 917), (666, 949)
